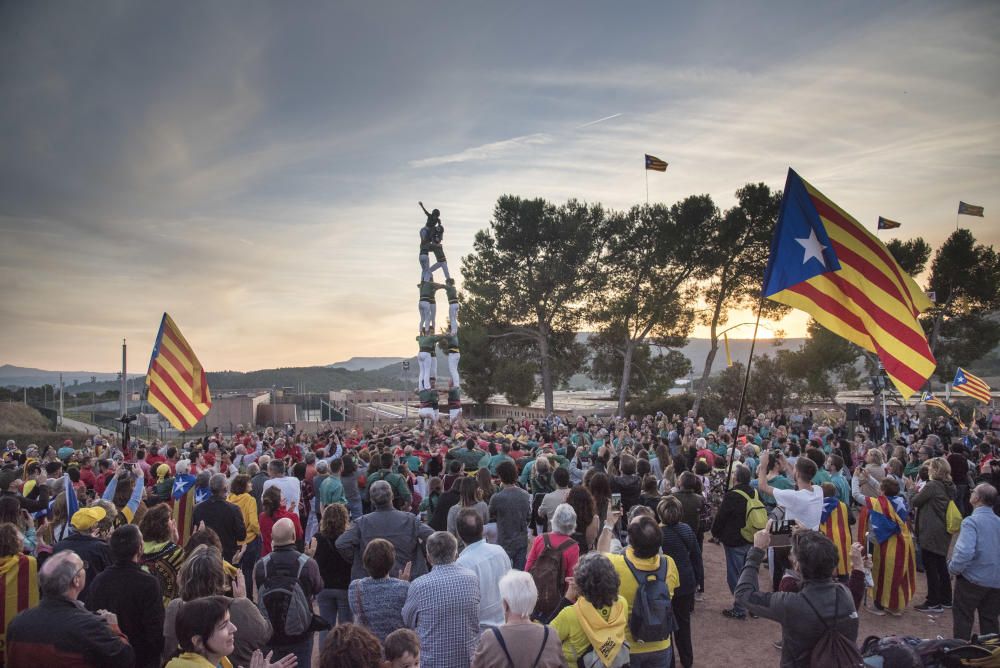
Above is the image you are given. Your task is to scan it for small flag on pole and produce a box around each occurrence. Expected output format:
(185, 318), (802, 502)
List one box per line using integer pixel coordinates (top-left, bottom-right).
(877, 217), (901, 230)
(958, 202), (985, 217)
(645, 154), (668, 172)
(922, 392), (952, 415)
(953, 367), (992, 403)
(145, 313), (212, 430)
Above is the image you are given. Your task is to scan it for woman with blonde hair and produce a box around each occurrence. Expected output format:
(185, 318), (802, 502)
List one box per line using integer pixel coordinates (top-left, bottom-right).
(911, 457), (957, 612)
(163, 544), (272, 667)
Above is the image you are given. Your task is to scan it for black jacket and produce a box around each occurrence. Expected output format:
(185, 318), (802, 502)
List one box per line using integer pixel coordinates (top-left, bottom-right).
(7, 595), (134, 668)
(711, 483), (754, 547)
(87, 561), (164, 668)
(193, 495), (247, 562)
(1, 486), (50, 514)
(52, 533), (112, 604)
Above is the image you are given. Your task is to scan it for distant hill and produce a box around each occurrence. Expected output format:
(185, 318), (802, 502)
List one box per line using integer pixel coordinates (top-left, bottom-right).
(0, 364), (141, 389)
(328, 357), (407, 371)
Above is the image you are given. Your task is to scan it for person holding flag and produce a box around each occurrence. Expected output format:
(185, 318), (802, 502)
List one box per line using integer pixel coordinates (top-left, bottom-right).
(170, 459), (198, 547)
(856, 477), (917, 616)
(818, 482), (852, 582)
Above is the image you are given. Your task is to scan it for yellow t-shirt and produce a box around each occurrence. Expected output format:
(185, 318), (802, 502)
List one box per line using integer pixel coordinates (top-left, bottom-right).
(551, 594), (629, 666)
(606, 548), (679, 655)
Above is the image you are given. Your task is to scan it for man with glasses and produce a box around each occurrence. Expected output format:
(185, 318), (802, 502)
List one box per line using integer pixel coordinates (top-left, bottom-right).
(6, 550), (134, 667)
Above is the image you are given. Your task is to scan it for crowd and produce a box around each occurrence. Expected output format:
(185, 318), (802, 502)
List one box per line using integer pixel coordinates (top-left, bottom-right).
(0, 404), (997, 668)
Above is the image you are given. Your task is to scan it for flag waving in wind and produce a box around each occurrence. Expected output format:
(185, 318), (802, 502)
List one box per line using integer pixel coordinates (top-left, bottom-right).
(762, 169), (936, 398)
(644, 154), (668, 172)
(146, 313), (212, 430)
(958, 202), (985, 217)
(922, 392), (953, 415)
(953, 367), (992, 403)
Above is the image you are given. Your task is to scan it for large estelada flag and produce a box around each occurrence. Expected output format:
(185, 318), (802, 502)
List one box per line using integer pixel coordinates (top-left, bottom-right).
(762, 169), (936, 398)
(0, 554), (38, 665)
(953, 367), (992, 403)
(146, 313), (212, 430)
(856, 494), (917, 610)
(819, 497), (851, 577)
(171, 473), (197, 547)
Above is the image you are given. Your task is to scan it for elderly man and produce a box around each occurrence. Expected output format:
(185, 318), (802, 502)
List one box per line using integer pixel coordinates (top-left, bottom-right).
(337, 480), (434, 580)
(403, 531), (481, 668)
(736, 528), (860, 667)
(949, 483), (1000, 640)
(456, 507), (512, 632)
(192, 473), (246, 562)
(6, 550), (134, 667)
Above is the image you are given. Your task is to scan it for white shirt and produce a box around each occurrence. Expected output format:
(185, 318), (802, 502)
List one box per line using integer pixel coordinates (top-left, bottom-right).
(772, 485), (824, 530)
(456, 539), (512, 631)
(262, 476), (301, 511)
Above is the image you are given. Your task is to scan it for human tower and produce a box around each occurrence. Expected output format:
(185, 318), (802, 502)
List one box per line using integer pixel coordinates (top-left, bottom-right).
(415, 202), (461, 426)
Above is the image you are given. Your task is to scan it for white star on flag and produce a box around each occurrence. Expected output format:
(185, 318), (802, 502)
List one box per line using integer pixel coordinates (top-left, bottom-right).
(796, 229), (827, 267)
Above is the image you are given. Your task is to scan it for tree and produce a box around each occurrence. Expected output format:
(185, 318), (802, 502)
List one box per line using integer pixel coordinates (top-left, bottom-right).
(782, 320), (864, 407)
(691, 183), (788, 417)
(461, 196), (611, 412)
(458, 324), (494, 406)
(589, 325), (692, 399)
(885, 237), (932, 276)
(925, 229), (1000, 383)
(593, 197), (718, 416)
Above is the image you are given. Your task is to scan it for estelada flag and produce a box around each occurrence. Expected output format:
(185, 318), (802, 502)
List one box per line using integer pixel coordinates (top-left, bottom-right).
(644, 154), (668, 172)
(958, 201), (985, 217)
(146, 313), (212, 430)
(0, 554), (38, 665)
(819, 497), (851, 577)
(171, 473), (197, 547)
(953, 367), (992, 404)
(762, 169), (935, 398)
(877, 216), (901, 230)
(857, 495), (916, 610)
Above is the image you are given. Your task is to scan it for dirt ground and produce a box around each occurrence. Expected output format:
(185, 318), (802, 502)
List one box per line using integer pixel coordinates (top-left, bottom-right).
(691, 538), (957, 667)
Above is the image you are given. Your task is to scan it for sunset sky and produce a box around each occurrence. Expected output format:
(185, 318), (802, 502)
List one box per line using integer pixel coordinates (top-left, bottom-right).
(1, 2), (997, 372)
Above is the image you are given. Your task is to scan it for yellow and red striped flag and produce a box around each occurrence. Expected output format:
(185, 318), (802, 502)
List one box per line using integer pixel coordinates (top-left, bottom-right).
(0, 554), (38, 665)
(762, 170), (936, 398)
(953, 367), (992, 404)
(146, 313), (212, 430)
(820, 498), (851, 577)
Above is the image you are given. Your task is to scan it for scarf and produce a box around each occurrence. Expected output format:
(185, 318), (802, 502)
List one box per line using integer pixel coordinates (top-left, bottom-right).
(574, 595), (627, 667)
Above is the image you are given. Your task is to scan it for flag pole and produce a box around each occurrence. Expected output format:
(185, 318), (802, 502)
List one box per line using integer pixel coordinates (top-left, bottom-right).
(723, 294), (764, 493)
(645, 167), (649, 205)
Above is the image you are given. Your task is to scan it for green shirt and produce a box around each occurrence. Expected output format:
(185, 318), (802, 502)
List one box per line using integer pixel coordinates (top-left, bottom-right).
(319, 475), (347, 506)
(416, 334), (438, 352)
(444, 283), (459, 303)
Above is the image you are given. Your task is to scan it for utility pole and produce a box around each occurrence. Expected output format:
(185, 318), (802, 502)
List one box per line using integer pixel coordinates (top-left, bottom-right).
(59, 373), (64, 428)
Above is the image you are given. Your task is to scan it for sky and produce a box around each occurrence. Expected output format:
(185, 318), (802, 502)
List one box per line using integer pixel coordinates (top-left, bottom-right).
(1, 1), (998, 373)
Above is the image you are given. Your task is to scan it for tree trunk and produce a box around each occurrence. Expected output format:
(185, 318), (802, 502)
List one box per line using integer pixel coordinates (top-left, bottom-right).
(538, 321), (554, 413)
(617, 339), (636, 417)
(692, 295), (725, 417)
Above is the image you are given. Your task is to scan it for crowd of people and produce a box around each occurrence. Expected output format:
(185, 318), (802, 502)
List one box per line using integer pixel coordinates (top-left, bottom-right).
(0, 403), (998, 667)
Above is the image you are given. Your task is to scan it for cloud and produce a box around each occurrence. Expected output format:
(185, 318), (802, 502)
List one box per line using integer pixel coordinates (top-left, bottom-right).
(409, 133), (554, 168)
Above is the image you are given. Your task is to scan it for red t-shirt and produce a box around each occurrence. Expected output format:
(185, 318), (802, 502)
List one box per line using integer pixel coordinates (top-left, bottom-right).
(258, 508), (304, 557)
(525, 532), (580, 578)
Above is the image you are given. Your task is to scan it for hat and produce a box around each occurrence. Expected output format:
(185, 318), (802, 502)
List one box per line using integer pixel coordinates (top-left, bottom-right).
(63, 439), (73, 446)
(156, 464), (170, 480)
(0, 470), (17, 491)
(71, 506), (107, 531)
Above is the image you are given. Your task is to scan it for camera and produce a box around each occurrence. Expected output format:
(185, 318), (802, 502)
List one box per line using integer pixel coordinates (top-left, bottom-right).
(769, 519), (797, 548)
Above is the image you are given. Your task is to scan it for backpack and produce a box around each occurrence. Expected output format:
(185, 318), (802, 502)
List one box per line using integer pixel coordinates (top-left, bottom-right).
(489, 625), (550, 668)
(531, 534), (575, 617)
(946, 500), (963, 534)
(733, 488), (768, 543)
(802, 589), (863, 668)
(624, 554), (677, 643)
(257, 553), (313, 642)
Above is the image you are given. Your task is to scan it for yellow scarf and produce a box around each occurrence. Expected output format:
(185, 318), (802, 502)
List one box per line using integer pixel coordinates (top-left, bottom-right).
(574, 595), (628, 667)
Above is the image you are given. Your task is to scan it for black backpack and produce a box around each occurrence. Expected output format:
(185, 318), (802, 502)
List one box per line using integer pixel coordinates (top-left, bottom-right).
(624, 554), (677, 643)
(531, 534), (575, 618)
(802, 589), (863, 668)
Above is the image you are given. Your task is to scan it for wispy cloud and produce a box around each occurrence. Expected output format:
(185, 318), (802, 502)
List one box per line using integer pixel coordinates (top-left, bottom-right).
(409, 132), (553, 168)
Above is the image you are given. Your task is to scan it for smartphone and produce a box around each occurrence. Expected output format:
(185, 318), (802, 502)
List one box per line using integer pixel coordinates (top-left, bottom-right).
(769, 519), (797, 548)
(611, 493), (622, 511)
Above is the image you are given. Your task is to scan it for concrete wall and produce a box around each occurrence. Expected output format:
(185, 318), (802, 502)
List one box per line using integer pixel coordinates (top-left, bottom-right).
(189, 393), (270, 432)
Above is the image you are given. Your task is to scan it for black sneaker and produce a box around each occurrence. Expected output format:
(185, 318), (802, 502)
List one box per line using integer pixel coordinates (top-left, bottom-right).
(722, 608), (747, 620)
(941, 603), (953, 610)
(915, 603), (943, 613)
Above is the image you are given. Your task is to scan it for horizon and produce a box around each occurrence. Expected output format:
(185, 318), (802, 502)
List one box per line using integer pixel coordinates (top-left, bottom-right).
(2, 3), (997, 372)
